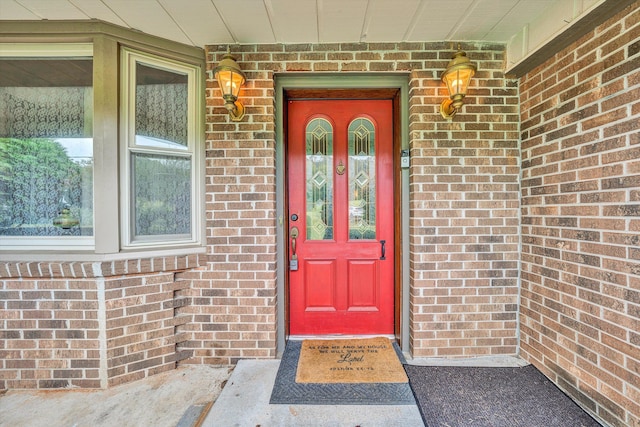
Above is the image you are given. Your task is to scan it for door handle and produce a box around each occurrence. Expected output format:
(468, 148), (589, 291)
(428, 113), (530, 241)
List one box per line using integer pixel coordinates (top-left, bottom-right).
(290, 227), (299, 271)
(380, 240), (386, 260)
(290, 226), (299, 256)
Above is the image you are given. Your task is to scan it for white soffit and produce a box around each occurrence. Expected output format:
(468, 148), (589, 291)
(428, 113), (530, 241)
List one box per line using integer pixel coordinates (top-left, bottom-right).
(212, 0), (275, 44)
(505, 0), (608, 74)
(361, 0), (421, 42)
(0, 0), (631, 77)
(159, 0), (234, 47)
(0, 0), (40, 18)
(266, 0), (317, 43)
(448, 0), (521, 42)
(11, 0), (87, 19)
(317, 0), (369, 43)
(68, 0), (127, 27)
(407, 0), (476, 41)
(486, 0), (558, 43)
(102, 0), (193, 45)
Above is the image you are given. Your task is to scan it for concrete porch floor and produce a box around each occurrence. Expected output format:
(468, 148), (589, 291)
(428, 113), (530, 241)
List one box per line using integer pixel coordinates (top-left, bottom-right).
(202, 359), (424, 426)
(0, 355), (527, 427)
(0, 365), (232, 427)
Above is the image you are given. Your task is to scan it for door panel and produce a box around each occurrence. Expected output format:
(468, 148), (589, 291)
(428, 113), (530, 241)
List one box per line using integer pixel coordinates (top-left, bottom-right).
(304, 259), (336, 310)
(288, 99), (394, 335)
(347, 260), (378, 308)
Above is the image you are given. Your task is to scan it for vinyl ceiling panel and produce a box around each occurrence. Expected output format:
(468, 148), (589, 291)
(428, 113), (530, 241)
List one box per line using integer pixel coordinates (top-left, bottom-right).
(71, 0), (129, 28)
(213, 0), (275, 44)
(447, 0), (520, 41)
(160, 0), (234, 47)
(406, 0), (476, 41)
(103, 0), (193, 46)
(362, 0), (421, 42)
(267, 0), (318, 43)
(0, 0), (619, 74)
(317, 0), (368, 43)
(527, 0), (576, 48)
(483, 0), (558, 41)
(11, 0), (88, 19)
(0, 0), (40, 19)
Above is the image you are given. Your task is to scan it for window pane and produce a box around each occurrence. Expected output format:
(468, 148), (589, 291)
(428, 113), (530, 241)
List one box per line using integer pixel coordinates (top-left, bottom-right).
(135, 63), (188, 150)
(348, 118), (376, 240)
(132, 153), (191, 238)
(0, 58), (93, 237)
(305, 118), (333, 240)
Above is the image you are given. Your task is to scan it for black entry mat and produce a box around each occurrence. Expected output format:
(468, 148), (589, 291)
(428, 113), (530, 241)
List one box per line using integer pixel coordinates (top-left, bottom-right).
(269, 340), (415, 405)
(405, 364), (601, 427)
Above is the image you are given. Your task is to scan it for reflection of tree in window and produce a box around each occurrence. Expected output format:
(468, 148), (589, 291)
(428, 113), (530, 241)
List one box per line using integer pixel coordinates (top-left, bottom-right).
(0, 56), (94, 238)
(0, 138), (92, 236)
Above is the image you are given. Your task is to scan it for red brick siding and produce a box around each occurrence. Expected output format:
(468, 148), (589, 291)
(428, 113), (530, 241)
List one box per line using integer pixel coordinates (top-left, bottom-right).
(104, 273), (176, 387)
(179, 41), (520, 364)
(0, 277), (101, 389)
(1, 42), (522, 388)
(409, 49), (520, 358)
(519, 4), (640, 426)
(0, 254), (204, 390)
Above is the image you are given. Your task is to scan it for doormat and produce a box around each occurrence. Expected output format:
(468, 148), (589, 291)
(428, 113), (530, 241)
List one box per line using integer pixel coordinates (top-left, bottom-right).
(269, 339), (415, 405)
(405, 364), (601, 427)
(296, 337), (408, 383)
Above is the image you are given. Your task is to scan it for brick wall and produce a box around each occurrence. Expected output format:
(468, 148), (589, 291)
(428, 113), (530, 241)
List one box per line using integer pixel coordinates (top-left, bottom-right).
(0, 271), (101, 389)
(177, 46), (280, 364)
(408, 47), (521, 357)
(0, 254), (203, 389)
(3, 41), (522, 388)
(519, 3), (640, 427)
(176, 41), (520, 364)
(104, 272), (177, 387)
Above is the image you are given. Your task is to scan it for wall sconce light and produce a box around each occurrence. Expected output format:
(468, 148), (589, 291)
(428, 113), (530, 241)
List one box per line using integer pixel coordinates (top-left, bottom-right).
(440, 46), (476, 120)
(213, 49), (246, 121)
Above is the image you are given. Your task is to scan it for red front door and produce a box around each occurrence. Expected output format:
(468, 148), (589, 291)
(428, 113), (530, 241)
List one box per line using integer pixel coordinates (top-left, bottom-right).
(287, 99), (394, 335)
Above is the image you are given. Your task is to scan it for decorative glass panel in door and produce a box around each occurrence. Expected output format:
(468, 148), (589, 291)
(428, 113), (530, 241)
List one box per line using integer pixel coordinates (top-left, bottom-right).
(348, 118), (376, 240)
(305, 118), (333, 240)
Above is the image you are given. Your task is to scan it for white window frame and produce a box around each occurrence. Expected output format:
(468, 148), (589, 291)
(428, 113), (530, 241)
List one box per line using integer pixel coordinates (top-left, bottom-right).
(0, 25), (205, 259)
(0, 43), (95, 251)
(120, 47), (203, 249)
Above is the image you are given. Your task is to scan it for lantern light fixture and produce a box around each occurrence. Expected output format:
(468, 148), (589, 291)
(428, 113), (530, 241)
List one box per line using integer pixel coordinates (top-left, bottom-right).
(440, 46), (476, 120)
(213, 48), (246, 121)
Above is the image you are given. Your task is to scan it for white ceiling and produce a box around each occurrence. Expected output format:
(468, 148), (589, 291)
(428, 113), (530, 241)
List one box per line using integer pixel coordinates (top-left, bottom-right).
(0, 0), (624, 73)
(0, 0), (573, 46)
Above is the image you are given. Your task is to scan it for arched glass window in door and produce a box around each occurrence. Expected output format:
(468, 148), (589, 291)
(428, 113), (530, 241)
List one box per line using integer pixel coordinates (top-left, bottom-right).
(348, 118), (376, 239)
(305, 118), (333, 240)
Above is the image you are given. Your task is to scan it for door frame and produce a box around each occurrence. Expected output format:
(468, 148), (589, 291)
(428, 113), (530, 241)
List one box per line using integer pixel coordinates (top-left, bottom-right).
(274, 74), (410, 355)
